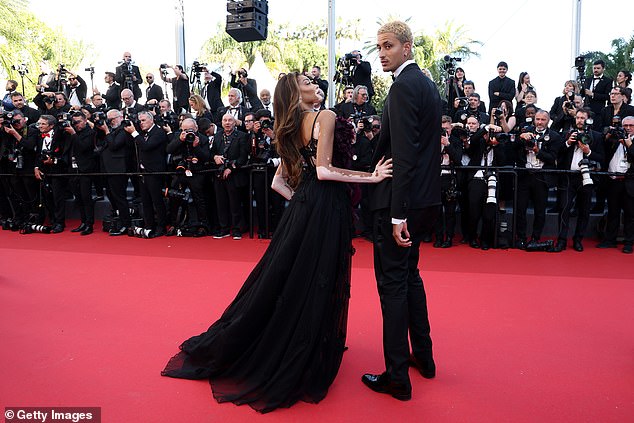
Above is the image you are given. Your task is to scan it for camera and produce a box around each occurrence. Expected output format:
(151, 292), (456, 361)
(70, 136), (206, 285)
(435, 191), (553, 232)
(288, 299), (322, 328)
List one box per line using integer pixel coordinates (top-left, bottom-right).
(92, 111), (106, 126)
(443, 55), (462, 76)
(42, 96), (55, 104)
(574, 55), (588, 87)
(260, 119), (273, 130)
(128, 226), (154, 239)
(57, 112), (72, 128)
(486, 172), (498, 204)
(455, 97), (468, 109)
(237, 69), (248, 78)
(360, 116), (375, 132)
(160, 63), (168, 69)
(578, 158), (595, 186)
(20, 223), (52, 234)
(2, 111), (17, 127)
(493, 108), (504, 118)
(164, 187), (190, 201)
(605, 116), (626, 142)
(155, 112), (178, 131)
(192, 61), (207, 74)
(334, 53), (358, 85)
(184, 129), (196, 143)
(85, 66), (95, 72)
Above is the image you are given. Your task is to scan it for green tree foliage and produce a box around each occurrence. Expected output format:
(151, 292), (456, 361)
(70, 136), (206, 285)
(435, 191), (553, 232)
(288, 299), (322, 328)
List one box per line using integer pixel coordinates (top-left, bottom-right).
(0, 0), (90, 100)
(582, 32), (634, 77)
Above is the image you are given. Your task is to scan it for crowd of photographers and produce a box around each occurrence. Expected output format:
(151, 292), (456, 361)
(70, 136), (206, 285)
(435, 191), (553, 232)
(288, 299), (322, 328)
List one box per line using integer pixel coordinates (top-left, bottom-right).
(1, 51), (633, 253)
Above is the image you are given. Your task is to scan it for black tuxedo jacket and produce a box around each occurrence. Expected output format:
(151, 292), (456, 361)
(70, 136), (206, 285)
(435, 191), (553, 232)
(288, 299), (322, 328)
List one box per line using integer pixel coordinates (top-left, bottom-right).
(104, 83), (122, 110)
(29, 127), (72, 173)
(488, 76), (515, 113)
(599, 104), (634, 132)
(352, 61), (375, 98)
(64, 75), (88, 105)
(99, 126), (131, 173)
(465, 128), (507, 179)
(340, 102), (377, 120)
(145, 84), (164, 103)
(515, 128), (563, 186)
(370, 63), (441, 218)
(116, 63), (143, 100)
(558, 129), (605, 171)
(211, 129), (249, 187)
(584, 76), (613, 116)
(215, 105), (248, 132)
(166, 131), (211, 172)
(70, 126), (99, 172)
(202, 72), (224, 113)
(133, 124), (168, 172)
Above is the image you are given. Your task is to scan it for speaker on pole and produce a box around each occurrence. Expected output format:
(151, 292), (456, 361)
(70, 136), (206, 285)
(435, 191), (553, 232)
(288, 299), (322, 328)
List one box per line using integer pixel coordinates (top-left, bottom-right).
(226, 0), (269, 42)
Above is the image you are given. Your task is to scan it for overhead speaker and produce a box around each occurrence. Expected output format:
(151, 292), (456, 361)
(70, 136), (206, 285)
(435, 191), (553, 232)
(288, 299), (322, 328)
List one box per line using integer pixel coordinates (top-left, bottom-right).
(226, 0), (269, 42)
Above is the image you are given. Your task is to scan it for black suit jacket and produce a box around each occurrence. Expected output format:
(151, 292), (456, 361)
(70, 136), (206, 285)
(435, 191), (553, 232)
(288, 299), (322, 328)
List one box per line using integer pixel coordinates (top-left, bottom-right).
(515, 128), (563, 186)
(145, 84), (164, 103)
(370, 63), (441, 218)
(352, 61), (375, 99)
(558, 129), (605, 172)
(64, 75), (88, 105)
(116, 63), (143, 100)
(30, 127), (72, 173)
(133, 124), (168, 172)
(488, 76), (515, 113)
(202, 72), (224, 113)
(584, 76), (613, 116)
(70, 126), (99, 173)
(215, 105), (248, 132)
(211, 129), (249, 187)
(99, 126), (131, 173)
(104, 83), (122, 110)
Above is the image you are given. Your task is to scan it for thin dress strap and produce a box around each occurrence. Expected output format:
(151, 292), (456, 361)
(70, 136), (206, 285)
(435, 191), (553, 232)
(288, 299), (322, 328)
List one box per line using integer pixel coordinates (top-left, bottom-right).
(308, 110), (323, 147)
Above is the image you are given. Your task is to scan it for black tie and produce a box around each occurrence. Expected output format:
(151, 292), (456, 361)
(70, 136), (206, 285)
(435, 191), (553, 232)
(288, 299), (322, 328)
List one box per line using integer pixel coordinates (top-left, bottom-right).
(391, 74), (396, 81)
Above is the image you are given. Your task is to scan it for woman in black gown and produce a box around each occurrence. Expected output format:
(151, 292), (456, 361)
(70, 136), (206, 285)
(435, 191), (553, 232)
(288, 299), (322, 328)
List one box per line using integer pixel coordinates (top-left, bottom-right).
(162, 72), (392, 413)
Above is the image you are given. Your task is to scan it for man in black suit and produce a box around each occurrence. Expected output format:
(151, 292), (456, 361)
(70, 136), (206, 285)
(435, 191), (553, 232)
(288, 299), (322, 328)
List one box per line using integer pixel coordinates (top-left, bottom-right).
(144, 73), (164, 104)
(515, 110), (563, 248)
(488, 61), (515, 114)
(363, 21), (441, 401)
(124, 111), (168, 237)
(10, 92), (40, 124)
(597, 115), (634, 253)
(100, 72), (121, 110)
(350, 50), (375, 101)
(210, 112), (249, 239)
(215, 88), (248, 132)
(310, 65), (329, 106)
(201, 69), (224, 116)
(115, 52), (143, 101)
(160, 64), (190, 113)
(554, 108), (605, 252)
(66, 111), (98, 235)
(584, 60), (613, 117)
(31, 115), (72, 233)
(230, 68), (263, 112)
(339, 85), (377, 121)
(64, 73), (88, 109)
(96, 109), (132, 235)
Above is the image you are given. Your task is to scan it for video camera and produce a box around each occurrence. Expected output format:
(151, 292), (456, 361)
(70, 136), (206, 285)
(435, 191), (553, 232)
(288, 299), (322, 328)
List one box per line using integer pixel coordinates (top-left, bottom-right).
(57, 64), (69, 84)
(92, 111), (106, 126)
(333, 52), (360, 86)
(191, 61), (207, 75)
(574, 55), (588, 88)
(443, 55), (462, 76)
(11, 63), (29, 76)
(605, 115), (627, 142)
(154, 112), (178, 132)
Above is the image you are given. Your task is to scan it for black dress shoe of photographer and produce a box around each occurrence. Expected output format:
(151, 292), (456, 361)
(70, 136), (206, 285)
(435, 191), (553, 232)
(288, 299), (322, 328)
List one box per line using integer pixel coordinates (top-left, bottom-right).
(433, 239), (443, 248)
(80, 224), (93, 236)
(409, 354), (436, 379)
(441, 237), (453, 248)
(51, 224), (64, 234)
(623, 244), (633, 254)
(553, 239), (566, 252)
(109, 226), (127, 236)
(361, 373), (411, 401)
(469, 239), (480, 249)
(516, 239), (527, 250)
(573, 240), (584, 252)
(71, 223), (87, 233)
(481, 242), (490, 251)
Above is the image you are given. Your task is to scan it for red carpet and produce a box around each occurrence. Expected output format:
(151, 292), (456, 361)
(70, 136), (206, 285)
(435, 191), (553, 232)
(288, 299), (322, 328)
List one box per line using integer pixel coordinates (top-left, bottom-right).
(1, 225), (633, 422)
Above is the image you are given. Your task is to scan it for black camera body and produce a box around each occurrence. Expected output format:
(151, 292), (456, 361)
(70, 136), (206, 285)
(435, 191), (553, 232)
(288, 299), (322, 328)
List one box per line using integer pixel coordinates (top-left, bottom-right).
(155, 112), (178, 131)
(92, 111), (106, 126)
(443, 55), (462, 76)
(184, 129), (196, 143)
(237, 69), (248, 78)
(2, 111), (18, 127)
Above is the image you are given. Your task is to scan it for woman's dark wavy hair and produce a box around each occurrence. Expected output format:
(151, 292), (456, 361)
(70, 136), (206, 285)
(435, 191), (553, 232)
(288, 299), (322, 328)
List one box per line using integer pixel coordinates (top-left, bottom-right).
(273, 72), (304, 189)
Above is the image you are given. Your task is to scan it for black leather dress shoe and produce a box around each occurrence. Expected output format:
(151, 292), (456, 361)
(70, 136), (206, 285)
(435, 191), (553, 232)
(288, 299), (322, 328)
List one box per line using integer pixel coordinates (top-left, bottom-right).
(623, 244), (633, 254)
(441, 237), (453, 248)
(80, 225), (93, 236)
(516, 239), (527, 250)
(361, 373), (411, 401)
(481, 242), (490, 251)
(573, 240), (584, 252)
(409, 354), (436, 379)
(51, 224), (64, 234)
(469, 239), (480, 249)
(109, 226), (128, 236)
(433, 239), (443, 248)
(71, 223), (87, 233)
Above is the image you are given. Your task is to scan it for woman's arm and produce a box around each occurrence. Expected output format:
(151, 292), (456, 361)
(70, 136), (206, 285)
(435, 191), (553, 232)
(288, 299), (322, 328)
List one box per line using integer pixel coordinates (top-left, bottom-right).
(314, 110), (391, 183)
(271, 162), (294, 200)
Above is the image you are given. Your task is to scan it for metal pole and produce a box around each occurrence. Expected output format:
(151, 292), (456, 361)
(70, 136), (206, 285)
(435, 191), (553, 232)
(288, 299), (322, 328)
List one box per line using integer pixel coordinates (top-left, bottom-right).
(327, 0), (336, 109)
(175, 0), (186, 67)
(571, 0), (582, 80)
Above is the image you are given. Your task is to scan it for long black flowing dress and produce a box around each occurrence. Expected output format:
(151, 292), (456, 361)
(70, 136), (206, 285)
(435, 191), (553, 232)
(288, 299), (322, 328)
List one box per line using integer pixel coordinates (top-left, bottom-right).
(162, 115), (354, 413)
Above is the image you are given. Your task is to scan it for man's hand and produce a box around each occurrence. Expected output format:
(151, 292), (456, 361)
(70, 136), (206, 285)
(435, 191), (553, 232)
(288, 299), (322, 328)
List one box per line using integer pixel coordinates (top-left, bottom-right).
(222, 168), (231, 180)
(214, 155), (224, 165)
(34, 168), (44, 180)
(392, 221), (412, 247)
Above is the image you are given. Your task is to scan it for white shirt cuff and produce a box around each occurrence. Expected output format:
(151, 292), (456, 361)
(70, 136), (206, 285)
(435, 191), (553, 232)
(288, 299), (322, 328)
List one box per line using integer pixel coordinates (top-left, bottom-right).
(391, 218), (407, 225)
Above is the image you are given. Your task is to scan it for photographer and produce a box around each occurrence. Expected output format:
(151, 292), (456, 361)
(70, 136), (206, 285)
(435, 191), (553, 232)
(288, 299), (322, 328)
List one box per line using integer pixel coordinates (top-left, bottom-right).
(349, 50), (374, 101)
(454, 93), (489, 125)
(115, 52), (143, 100)
(166, 117), (211, 235)
(488, 61), (515, 115)
(515, 109), (563, 249)
(210, 113), (249, 240)
(2, 80), (18, 111)
(310, 65), (328, 106)
(64, 72), (88, 109)
(0, 110), (39, 225)
(97, 72), (121, 110)
(583, 59), (613, 116)
(33, 91), (70, 116)
(95, 109), (132, 236)
(433, 115), (463, 248)
(144, 73), (164, 104)
(215, 88), (248, 132)
(550, 80), (581, 133)
(554, 108), (604, 252)
(250, 109), (282, 238)
(201, 69), (224, 115)
(340, 85), (377, 122)
(159, 64), (190, 113)
(597, 115), (634, 253)
(10, 92), (40, 124)
(30, 115), (72, 233)
(65, 111), (98, 235)
(230, 67), (263, 112)
(333, 86), (354, 114)
(465, 119), (505, 250)
(153, 99), (179, 134)
(446, 67), (466, 117)
(124, 111), (169, 237)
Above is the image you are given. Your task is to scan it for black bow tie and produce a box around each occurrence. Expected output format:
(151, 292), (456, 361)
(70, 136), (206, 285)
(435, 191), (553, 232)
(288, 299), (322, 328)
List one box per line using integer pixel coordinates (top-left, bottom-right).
(391, 74), (396, 81)
(230, 107), (239, 111)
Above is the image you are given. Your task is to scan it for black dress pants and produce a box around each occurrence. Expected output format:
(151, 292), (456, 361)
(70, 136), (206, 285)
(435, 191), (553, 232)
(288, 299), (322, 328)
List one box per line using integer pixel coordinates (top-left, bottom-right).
(516, 172), (549, 240)
(604, 178), (634, 244)
(140, 173), (167, 229)
(372, 206), (438, 387)
(557, 174), (593, 241)
(106, 175), (131, 226)
(70, 174), (94, 225)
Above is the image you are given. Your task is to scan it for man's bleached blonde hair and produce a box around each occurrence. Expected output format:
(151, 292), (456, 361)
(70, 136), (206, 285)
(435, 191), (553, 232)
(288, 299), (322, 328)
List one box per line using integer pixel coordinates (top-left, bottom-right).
(377, 21), (413, 45)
